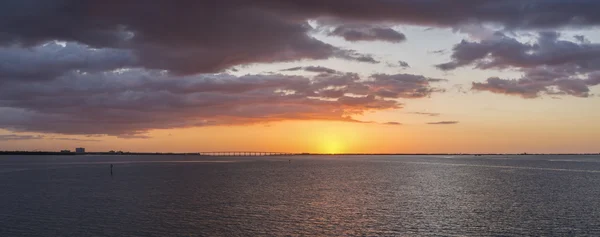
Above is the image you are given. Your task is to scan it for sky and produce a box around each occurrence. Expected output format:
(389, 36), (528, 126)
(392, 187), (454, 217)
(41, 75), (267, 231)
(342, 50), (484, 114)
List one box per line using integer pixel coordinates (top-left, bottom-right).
(1, 0), (600, 154)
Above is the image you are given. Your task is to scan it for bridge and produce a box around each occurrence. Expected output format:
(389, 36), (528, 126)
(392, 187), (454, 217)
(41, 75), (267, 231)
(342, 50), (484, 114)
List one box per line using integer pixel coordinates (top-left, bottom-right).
(198, 152), (298, 156)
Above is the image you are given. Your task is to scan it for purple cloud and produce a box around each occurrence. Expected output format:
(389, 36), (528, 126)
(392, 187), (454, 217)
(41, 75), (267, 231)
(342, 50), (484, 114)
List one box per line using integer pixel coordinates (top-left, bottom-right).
(437, 32), (600, 71)
(1, 0), (599, 75)
(3, 0), (599, 137)
(438, 32), (600, 98)
(0, 69), (446, 136)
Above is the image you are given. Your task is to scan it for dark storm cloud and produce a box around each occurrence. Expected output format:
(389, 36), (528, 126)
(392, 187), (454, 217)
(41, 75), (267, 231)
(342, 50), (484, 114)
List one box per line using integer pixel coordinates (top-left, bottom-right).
(0, 70), (445, 136)
(427, 121), (459, 125)
(328, 25), (406, 43)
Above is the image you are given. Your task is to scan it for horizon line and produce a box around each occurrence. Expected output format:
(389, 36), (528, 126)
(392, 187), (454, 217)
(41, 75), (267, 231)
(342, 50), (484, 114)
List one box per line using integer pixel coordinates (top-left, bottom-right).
(1, 151), (600, 156)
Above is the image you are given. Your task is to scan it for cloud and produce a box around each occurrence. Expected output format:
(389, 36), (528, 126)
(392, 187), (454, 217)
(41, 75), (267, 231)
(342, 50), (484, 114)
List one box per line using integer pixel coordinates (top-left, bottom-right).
(0, 1), (386, 75)
(384, 122), (402, 125)
(472, 72), (600, 98)
(48, 137), (102, 142)
(438, 31), (600, 98)
(4, 0), (599, 136)
(335, 50), (380, 64)
(0, 41), (136, 82)
(472, 77), (547, 99)
(328, 25), (406, 43)
(429, 49), (447, 55)
(0, 134), (100, 142)
(388, 60), (411, 69)
(281, 67), (303, 72)
(437, 31), (600, 71)
(409, 112), (440, 117)
(0, 69), (446, 136)
(574, 35), (591, 44)
(289, 1), (600, 29)
(2, 0), (598, 75)
(0, 134), (44, 141)
(115, 134), (152, 139)
(367, 74), (446, 99)
(427, 121), (459, 125)
(282, 66), (338, 74)
(398, 61), (410, 68)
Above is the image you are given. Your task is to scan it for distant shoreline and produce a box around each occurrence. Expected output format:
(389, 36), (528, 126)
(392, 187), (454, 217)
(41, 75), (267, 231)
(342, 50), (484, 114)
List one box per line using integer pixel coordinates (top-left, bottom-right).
(1, 151), (599, 156)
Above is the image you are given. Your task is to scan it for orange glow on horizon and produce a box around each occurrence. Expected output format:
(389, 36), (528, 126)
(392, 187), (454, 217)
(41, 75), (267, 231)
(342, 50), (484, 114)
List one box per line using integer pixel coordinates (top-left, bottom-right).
(3, 109), (600, 154)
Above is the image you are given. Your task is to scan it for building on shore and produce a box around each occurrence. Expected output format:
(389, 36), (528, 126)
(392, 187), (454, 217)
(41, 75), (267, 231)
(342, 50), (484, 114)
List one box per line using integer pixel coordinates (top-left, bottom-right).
(75, 148), (85, 153)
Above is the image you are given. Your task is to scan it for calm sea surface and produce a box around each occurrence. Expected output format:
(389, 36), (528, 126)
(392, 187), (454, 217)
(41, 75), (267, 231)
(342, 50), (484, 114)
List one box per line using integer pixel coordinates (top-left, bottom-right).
(2, 155), (600, 236)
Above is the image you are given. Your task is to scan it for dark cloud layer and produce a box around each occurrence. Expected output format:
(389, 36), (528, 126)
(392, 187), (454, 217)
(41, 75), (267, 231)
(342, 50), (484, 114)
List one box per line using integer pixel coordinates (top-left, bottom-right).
(0, 0), (383, 75)
(253, 0), (600, 30)
(472, 72), (600, 98)
(2, 0), (600, 73)
(387, 60), (411, 69)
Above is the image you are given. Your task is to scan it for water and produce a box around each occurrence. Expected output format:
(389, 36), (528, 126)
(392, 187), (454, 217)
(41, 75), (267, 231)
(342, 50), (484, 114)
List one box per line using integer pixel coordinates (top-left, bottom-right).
(1, 155), (600, 236)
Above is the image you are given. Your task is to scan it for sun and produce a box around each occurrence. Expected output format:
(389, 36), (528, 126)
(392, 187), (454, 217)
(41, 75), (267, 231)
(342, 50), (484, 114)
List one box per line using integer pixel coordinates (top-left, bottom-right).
(325, 140), (342, 154)
(310, 121), (358, 154)
(319, 135), (344, 154)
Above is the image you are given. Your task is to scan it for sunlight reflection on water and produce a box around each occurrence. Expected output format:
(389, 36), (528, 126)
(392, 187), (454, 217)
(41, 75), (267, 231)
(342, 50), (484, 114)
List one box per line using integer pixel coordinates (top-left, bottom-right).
(1, 155), (600, 236)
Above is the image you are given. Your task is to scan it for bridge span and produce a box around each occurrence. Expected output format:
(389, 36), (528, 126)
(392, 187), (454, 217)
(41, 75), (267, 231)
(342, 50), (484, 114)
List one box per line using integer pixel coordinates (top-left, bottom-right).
(199, 152), (298, 156)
